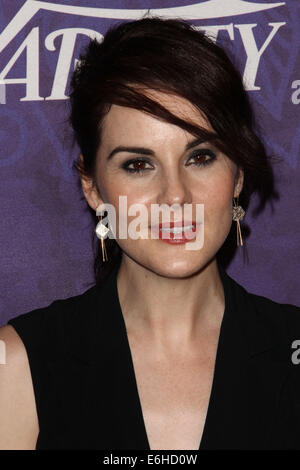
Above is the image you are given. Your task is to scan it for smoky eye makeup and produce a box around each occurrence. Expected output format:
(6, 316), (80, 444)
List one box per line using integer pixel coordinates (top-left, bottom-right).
(120, 147), (218, 175)
(186, 148), (217, 163)
(121, 156), (153, 174)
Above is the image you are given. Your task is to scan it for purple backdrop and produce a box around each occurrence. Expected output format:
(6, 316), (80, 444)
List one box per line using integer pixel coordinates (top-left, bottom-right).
(1, 0), (299, 326)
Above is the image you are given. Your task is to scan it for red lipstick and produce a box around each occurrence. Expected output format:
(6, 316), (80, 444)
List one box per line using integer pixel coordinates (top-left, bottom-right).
(150, 221), (201, 244)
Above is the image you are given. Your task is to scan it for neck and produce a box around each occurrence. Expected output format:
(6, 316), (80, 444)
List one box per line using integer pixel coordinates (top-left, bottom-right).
(116, 255), (225, 356)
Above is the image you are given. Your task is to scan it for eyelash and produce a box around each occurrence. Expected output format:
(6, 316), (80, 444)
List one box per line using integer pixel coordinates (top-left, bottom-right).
(121, 149), (217, 174)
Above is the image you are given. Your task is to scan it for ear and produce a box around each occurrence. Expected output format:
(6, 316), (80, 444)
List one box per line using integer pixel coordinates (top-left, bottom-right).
(233, 167), (244, 199)
(78, 154), (103, 212)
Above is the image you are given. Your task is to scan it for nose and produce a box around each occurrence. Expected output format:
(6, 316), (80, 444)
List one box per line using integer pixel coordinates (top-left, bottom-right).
(156, 171), (192, 208)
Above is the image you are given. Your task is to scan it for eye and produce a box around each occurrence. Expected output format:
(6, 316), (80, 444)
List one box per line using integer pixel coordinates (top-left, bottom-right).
(186, 149), (216, 167)
(122, 158), (153, 174)
(121, 149), (217, 175)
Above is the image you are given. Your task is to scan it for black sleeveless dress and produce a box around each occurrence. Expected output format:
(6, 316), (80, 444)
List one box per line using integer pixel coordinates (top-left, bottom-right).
(7, 260), (300, 450)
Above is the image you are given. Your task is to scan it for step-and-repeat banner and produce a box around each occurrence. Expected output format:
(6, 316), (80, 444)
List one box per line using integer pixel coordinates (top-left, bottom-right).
(1, 0), (299, 324)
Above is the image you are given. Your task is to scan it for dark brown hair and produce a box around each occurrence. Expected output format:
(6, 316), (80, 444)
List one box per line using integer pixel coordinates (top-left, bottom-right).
(68, 16), (278, 284)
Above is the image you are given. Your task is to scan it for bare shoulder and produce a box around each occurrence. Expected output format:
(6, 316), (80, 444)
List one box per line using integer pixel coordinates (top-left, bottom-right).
(0, 324), (39, 450)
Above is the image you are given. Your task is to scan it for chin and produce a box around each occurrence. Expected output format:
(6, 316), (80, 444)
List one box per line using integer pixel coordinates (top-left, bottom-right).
(122, 240), (217, 278)
(144, 257), (206, 279)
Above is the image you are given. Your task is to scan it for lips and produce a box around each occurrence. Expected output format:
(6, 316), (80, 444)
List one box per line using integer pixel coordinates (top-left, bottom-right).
(153, 221), (197, 229)
(150, 221), (201, 242)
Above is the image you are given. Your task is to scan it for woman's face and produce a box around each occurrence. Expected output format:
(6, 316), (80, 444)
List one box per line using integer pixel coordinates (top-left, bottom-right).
(82, 90), (244, 278)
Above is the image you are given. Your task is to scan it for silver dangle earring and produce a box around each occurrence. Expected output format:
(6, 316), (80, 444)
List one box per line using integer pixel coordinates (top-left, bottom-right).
(232, 196), (245, 247)
(95, 203), (109, 262)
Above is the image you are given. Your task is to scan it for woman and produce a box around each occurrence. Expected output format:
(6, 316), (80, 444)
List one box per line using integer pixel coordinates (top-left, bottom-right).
(1, 17), (300, 450)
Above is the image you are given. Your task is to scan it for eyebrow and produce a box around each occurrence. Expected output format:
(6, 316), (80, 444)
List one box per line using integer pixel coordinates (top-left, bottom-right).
(106, 137), (208, 161)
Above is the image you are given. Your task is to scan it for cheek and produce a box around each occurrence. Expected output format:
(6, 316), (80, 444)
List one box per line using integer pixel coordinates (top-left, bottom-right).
(104, 171), (155, 212)
(104, 179), (153, 235)
(201, 172), (235, 225)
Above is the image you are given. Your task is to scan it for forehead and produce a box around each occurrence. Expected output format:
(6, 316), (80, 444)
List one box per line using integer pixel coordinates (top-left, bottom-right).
(100, 90), (214, 147)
